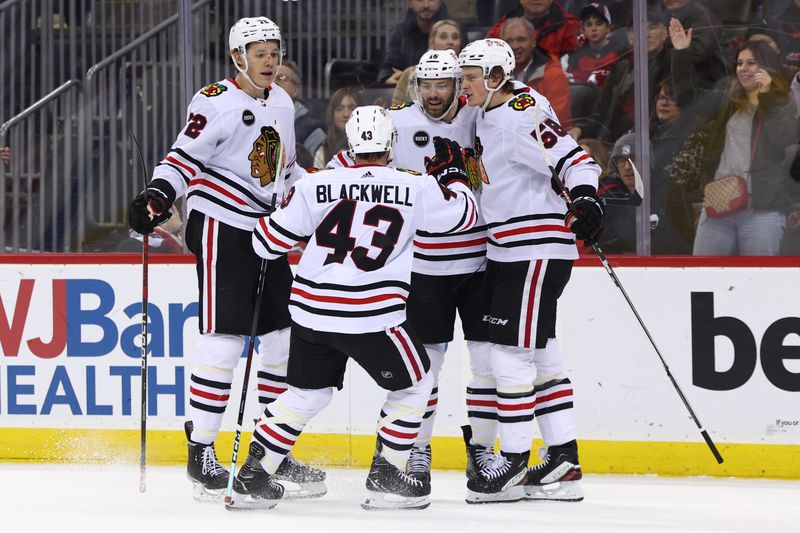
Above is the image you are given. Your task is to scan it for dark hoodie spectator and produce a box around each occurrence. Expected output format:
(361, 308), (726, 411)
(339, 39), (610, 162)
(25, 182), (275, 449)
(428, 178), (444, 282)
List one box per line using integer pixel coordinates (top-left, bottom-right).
(488, 0), (581, 58)
(661, 0), (726, 87)
(575, 9), (671, 143)
(770, 0), (800, 77)
(378, 0), (458, 84)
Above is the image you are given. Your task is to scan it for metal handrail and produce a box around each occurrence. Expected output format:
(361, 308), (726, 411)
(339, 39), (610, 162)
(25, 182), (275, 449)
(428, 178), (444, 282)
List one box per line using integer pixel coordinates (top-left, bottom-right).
(85, 0), (213, 82)
(0, 79), (82, 137)
(0, 0), (24, 14)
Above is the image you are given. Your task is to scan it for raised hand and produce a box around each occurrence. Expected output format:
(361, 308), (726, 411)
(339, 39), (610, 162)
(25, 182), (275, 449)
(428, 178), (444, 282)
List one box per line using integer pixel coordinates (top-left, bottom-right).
(668, 17), (692, 50)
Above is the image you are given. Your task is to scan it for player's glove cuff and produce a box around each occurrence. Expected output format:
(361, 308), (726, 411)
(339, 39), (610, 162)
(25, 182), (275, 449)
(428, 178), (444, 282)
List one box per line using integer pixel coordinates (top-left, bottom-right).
(128, 179), (176, 235)
(565, 185), (604, 245)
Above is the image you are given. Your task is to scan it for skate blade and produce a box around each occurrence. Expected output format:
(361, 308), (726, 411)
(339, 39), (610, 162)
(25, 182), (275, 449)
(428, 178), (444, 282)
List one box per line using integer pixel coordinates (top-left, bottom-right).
(360, 490), (430, 510)
(277, 480), (328, 500)
(524, 480), (584, 502)
(190, 479), (227, 503)
(224, 492), (280, 511)
(466, 484), (524, 504)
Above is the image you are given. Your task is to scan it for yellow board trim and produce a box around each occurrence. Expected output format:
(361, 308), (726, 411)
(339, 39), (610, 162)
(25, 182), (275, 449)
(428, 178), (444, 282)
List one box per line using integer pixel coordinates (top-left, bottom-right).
(0, 428), (797, 478)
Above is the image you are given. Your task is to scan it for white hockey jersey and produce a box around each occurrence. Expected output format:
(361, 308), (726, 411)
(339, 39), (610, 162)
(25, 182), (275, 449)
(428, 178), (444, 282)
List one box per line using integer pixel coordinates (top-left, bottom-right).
(252, 165), (478, 334)
(151, 77), (297, 231)
(328, 98), (487, 276)
(477, 83), (600, 262)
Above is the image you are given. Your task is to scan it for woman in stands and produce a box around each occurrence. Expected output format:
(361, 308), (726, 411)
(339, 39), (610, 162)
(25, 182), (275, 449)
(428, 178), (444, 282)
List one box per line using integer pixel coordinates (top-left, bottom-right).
(313, 86), (362, 168)
(670, 18), (800, 256)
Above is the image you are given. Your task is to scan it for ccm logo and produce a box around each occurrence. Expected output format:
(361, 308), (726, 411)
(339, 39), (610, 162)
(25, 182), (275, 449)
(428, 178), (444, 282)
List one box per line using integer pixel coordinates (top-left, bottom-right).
(483, 315), (508, 326)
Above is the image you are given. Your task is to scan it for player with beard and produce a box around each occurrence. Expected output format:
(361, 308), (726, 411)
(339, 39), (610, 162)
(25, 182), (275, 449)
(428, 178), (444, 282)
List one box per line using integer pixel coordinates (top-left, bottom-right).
(328, 49), (492, 487)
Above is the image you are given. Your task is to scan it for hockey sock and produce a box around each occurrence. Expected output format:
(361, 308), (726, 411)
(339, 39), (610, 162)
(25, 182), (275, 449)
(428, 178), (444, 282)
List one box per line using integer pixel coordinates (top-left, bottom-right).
(251, 386), (334, 474)
(496, 385), (537, 454)
(416, 343), (446, 447)
(188, 333), (245, 444)
(465, 376), (497, 448)
(491, 343), (537, 454)
(532, 339), (576, 447)
(256, 328), (290, 407)
(376, 372), (433, 470)
(534, 378), (576, 447)
(465, 340), (497, 448)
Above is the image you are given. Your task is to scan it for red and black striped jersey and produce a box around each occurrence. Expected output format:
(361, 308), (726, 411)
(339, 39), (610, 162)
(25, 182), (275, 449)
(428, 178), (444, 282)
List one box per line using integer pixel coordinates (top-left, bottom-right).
(328, 100), (487, 275)
(151, 77), (298, 231)
(476, 82), (601, 262)
(252, 165), (478, 333)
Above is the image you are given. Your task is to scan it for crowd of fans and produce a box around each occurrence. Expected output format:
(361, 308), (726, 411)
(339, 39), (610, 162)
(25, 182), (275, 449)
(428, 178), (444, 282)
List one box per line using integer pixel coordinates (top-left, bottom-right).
(119, 0), (799, 257)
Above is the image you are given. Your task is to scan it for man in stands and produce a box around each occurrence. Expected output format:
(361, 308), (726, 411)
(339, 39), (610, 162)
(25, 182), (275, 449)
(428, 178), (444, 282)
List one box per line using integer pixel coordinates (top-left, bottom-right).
(488, 0), (580, 58)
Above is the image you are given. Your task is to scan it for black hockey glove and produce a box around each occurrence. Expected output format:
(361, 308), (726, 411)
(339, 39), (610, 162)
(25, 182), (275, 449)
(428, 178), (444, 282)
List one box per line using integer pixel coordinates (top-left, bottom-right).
(424, 136), (469, 188)
(128, 178), (175, 234)
(565, 185), (604, 245)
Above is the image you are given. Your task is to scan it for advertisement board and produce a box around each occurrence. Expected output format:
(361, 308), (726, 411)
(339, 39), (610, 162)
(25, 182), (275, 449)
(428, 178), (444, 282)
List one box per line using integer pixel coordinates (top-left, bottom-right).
(1, 255), (798, 477)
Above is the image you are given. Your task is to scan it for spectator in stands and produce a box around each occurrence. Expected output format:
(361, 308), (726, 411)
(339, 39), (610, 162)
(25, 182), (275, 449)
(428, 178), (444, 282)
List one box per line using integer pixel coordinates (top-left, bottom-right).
(670, 19), (800, 256)
(276, 60), (322, 168)
(574, 9), (670, 143)
(391, 19), (464, 106)
(650, 77), (704, 253)
(744, 24), (782, 56)
(596, 132), (638, 253)
(501, 17), (573, 126)
(769, 0), (800, 77)
(1, 147), (9, 166)
(313, 87), (362, 168)
(661, 0), (726, 87)
(488, 0), (581, 58)
(568, 3), (627, 87)
(378, 0), (458, 84)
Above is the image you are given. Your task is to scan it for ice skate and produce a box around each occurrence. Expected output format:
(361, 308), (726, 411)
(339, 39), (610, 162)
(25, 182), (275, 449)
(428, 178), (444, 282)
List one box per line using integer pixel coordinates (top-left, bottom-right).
(274, 451), (328, 499)
(225, 443), (284, 510)
(523, 440), (584, 502)
(361, 442), (430, 510)
(465, 448), (528, 504)
(185, 421), (229, 502)
(406, 444), (432, 485)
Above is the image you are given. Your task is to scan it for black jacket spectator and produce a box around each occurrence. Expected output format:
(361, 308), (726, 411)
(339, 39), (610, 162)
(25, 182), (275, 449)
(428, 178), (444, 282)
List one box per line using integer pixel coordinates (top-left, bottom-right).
(377, 2), (457, 82)
(663, 0), (726, 86)
(580, 46), (670, 143)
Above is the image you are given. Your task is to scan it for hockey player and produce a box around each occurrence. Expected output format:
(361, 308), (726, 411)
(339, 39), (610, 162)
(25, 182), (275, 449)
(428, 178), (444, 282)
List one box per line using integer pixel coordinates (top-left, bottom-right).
(323, 50), (492, 485)
(227, 106), (479, 510)
(127, 16), (324, 501)
(456, 38), (603, 503)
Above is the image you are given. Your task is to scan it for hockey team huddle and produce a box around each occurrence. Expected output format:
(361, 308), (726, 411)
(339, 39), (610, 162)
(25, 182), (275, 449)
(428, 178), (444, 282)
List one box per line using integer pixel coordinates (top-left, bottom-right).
(128, 16), (604, 511)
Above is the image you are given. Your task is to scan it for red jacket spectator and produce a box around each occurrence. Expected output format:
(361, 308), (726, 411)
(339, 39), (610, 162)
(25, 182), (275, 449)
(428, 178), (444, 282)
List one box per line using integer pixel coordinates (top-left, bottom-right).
(488, 1), (580, 57)
(522, 48), (573, 126)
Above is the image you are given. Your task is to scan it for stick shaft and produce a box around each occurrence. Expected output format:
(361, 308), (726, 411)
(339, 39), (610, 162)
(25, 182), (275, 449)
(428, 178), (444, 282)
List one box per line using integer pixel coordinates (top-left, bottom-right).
(139, 233), (149, 492)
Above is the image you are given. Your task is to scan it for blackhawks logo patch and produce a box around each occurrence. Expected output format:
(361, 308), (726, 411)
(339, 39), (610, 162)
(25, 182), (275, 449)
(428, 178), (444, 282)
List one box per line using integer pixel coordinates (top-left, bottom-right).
(200, 83), (227, 97)
(249, 125), (283, 186)
(389, 101), (413, 111)
(508, 93), (535, 111)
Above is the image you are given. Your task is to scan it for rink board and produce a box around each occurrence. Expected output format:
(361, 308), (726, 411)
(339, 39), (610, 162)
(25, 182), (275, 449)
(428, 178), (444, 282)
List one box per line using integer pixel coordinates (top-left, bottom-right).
(0, 255), (798, 478)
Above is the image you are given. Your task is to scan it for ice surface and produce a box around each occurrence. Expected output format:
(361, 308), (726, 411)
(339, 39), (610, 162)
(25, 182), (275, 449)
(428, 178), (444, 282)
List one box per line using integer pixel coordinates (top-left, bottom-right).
(0, 464), (797, 533)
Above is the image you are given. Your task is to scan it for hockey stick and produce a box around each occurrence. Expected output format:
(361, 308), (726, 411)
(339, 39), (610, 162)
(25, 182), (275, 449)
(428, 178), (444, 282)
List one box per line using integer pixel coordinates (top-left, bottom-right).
(224, 119), (287, 504)
(129, 130), (150, 491)
(532, 102), (724, 464)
